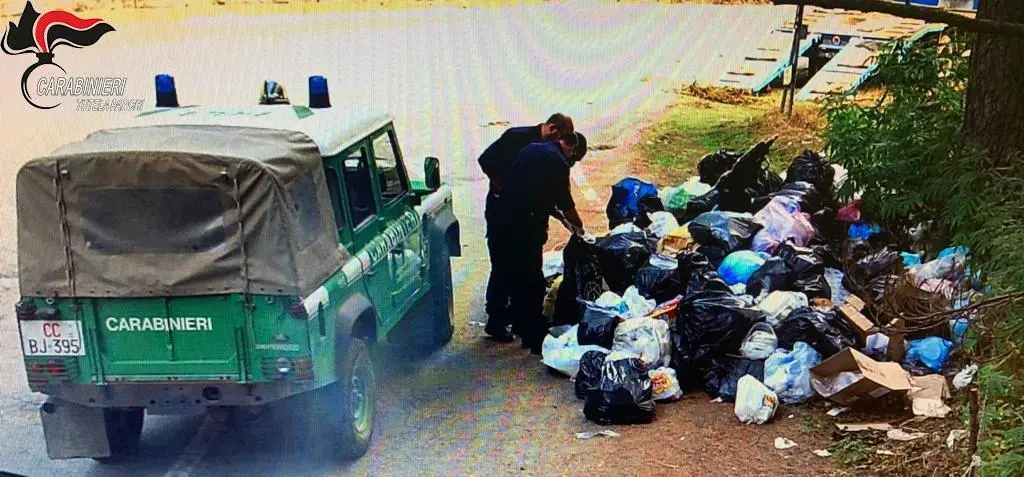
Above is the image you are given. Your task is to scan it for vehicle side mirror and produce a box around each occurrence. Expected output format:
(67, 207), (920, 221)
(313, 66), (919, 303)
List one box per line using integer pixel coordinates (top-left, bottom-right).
(424, 157), (441, 191)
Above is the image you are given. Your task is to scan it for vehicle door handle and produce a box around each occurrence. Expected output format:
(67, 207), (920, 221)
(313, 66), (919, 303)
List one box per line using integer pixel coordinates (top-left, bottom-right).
(365, 268), (376, 277)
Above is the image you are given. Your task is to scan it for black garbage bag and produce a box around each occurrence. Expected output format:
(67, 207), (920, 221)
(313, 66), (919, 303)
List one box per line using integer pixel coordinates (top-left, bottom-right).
(675, 189), (721, 224)
(577, 304), (620, 349)
(606, 178), (660, 229)
(746, 257), (790, 297)
(575, 350), (608, 399)
(671, 294), (764, 389)
(774, 306), (860, 358)
(688, 212), (762, 253)
(704, 357), (766, 402)
(698, 150), (742, 186)
(844, 248), (902, 294)
(553, 236), (608, 325)
(676, 251), (733, 299)
(594, 232), (655, 293)
(761, 181), (824, 215)
(635, 262), (682, 304)
(786, 150), (835, 199)
(715, 139), (783, 212)
(634, 196), (665, 230)
(583, 357), (656, 425)
(779, 242), (832, 300)
(810, 207), (844, 245)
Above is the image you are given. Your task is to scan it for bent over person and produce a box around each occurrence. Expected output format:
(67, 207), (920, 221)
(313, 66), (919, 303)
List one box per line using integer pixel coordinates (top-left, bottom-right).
(477, 113), (574, 342)
(501, 132), (587, 354)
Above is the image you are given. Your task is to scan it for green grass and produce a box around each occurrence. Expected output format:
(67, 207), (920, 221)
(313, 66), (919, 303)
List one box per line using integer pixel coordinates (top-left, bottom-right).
(828, 437), (873, 467)
(639, 92), (825, 187)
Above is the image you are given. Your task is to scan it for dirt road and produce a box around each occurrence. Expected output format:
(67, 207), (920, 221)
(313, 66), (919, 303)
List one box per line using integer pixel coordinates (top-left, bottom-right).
(0, 3), (834, 476)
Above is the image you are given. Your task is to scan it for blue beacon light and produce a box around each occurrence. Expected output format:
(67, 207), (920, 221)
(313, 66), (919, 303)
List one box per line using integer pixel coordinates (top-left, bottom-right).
(309, 76), (331, 109)
(155, 74), (179, 108)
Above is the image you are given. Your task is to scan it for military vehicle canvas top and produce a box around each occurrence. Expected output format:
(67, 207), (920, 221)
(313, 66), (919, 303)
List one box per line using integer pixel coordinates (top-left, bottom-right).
(14, 77), (460, 462)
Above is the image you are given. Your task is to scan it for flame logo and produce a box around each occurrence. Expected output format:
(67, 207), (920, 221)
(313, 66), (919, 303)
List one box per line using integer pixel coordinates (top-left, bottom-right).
(2, 1), (115, 109)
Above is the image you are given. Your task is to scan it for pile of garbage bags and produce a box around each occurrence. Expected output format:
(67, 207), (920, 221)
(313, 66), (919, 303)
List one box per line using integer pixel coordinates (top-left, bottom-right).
(540, 139), (975, 426)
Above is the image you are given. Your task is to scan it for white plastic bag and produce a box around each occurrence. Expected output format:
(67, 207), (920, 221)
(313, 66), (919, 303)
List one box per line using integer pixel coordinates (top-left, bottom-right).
(610, 222), (642, 236)
(541, 325), (611, 377)
(740, 322), (778, 360)
(764, 342), (822, 404)
(542, 251), (564, 279)
(824, 268), (850, 306)
(611, 316), (671, 368)
(649, 367), (683, 401)
(811, 371), (863, 398)
(621, 286), (656, 319)
(734, 375), (778, 425)
(756, 291), (809, 326)
(646, 211), (680, 239)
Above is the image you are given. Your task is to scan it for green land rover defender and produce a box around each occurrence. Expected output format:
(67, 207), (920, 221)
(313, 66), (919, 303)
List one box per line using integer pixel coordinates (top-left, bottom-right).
(14, 78), (461, 462)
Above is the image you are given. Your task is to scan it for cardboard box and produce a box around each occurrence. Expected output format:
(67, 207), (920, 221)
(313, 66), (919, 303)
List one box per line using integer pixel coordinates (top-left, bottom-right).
(839, 303), (876, 339)
(811, 348), (913, 406)
(845, 294), (867, 312)
(886, 318), (907, 362)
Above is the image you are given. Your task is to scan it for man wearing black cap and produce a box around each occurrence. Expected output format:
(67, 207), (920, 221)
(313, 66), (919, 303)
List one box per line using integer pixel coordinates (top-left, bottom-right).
(501, 132), (588, 353)
(478, 114), (574, 342)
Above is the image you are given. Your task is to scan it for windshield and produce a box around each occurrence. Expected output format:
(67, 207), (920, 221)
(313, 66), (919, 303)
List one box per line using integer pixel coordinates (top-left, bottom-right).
(81, 188), (232, 254)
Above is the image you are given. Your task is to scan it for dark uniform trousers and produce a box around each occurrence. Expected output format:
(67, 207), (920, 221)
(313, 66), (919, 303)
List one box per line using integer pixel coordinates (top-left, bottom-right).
(505, 216), (548, 349)
(485, 190), (514, 333)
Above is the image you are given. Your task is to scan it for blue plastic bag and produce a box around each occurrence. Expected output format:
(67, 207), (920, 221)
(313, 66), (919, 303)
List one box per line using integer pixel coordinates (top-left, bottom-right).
(718, 250), (767, 286)
(901, 252), (922, 267)
(606, 178), (659, 228)
(763, 342), (822, 404)
(904, 337), (955, 373)
(848, 223), (880, 241)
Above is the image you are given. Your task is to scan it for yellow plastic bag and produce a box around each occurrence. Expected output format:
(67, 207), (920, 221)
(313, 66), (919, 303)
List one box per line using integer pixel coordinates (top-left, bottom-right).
(542, 275), (563, 319)
(657, 225), (695, 256)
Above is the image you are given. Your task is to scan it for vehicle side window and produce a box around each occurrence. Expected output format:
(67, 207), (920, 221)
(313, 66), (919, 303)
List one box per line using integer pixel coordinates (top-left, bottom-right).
(371, 130), (408, 204)
(343, 147), (377, 227)
(323, 167), (347, 233)
(288, 172), (325, 248)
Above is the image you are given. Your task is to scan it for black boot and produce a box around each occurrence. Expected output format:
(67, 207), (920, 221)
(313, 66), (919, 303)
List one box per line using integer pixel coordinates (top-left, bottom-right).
(485, 321), (515, 343)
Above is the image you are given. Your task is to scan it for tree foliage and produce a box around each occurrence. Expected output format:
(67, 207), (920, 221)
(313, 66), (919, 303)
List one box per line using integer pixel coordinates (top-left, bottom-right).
(823, 31), (1024, 476)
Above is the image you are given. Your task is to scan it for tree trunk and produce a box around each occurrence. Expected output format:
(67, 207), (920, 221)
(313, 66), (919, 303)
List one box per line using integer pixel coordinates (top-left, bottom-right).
(963, 0), (1024, 164)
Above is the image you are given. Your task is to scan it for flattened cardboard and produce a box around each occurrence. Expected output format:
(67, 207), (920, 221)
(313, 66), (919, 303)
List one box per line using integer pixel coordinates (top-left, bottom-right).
(909, 374), (952, 418)
(845, 294), (867, 312)
(811, 348), (913, 406)
(839, 304), (876, 339)
(886, 318), (907, 362)
(836, 422), (893, 432)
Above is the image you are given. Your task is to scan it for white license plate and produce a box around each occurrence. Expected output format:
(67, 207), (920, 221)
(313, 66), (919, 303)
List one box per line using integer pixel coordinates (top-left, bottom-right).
(20, 320), (86, 356)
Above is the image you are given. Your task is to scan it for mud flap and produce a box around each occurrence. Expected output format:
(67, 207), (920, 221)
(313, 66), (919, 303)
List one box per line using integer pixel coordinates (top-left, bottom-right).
(40, 399), (112, 459)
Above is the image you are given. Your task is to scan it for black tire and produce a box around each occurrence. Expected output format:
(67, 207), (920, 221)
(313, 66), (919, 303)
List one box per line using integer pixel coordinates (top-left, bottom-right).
(332, 337), (375, 459)
(92, 408), (144, 464)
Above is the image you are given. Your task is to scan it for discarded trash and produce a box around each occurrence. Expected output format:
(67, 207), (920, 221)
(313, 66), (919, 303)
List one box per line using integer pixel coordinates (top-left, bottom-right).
(953, 364), (979, 390)
(811, 349), (913, 406)
(947, 429), (967, 450)
(578, 303), (621, 349)
(778, 243), (831, 300)
(901, 251), (922, 268)
(611, 222), (643, 235)
(542, 325), (611, 377)
(740, 322), (778, 360)
(664, 177), (713, 212)
(671, 293), (762, 388)
(886, 429), (927, 441)
(904, 337), (954, 373)
(875, 449), (896, 456)
(774, 307), (859, 358)
(826, 406), (850, 417)
(838, 302), (875, 341)
(735, 375), (778, 425)
(647, 211), (680, 239)
(657, 226), (696, 256)
(718, 250), (767, 286)
(774, 437), (798, 450)
(607, 178), (661, 229)
(583, 356), (656, 425)
(862, 333), (890, 361)
(650, 367), (684, 401)
(575, 350), (609, 399)
(698, 150), (741, 186)
(543, 251), (565, 279)
(812, 449), (831, 458)
(575, 430), (621, 439)
(689, 211), (762, 256)
(751, 196), (815, 253)
(764, 342), (822, 404)
(620, 286), (658, 319)
(704, 357), (766, 402)
(823, 268), (851, 306)
(836, 202), (861, 223)
(837, 423), (893, 432)
(785, 150), (835, 199)
(757, 291), (808, 326)
(594, 233), (656, 294)
(848, 223), (880, 241)
(612, 316), (671, 368)
(909, 374), (952, 418)
(746, 257), (790, 298)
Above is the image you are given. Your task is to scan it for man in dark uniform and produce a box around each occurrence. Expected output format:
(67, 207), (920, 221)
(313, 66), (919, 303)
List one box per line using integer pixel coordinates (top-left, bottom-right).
(478, 114), (574, 342)
(502, 132), (587, 354)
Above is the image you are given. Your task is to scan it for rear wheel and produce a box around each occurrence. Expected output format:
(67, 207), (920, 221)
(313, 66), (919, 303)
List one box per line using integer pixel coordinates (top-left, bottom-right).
(92, 408), (144, 464)
(332, 337), (375, 459)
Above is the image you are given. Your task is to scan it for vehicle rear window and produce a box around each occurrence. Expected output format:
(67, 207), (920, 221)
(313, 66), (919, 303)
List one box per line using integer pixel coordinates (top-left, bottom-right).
(82, 188), (229, 254)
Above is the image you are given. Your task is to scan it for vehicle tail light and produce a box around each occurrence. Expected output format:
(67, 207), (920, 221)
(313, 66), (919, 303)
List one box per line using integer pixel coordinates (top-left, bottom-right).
(25, 358), (78, 391)
(261, 356), (313, 381)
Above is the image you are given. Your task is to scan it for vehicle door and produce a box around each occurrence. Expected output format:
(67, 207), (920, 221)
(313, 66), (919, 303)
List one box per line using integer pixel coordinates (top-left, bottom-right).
(368, 126), (425, 325)
(336, 144), (393, 322)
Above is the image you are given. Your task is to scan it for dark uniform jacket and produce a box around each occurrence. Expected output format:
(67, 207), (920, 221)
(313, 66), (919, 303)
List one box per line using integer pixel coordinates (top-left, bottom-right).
(502, 142), (575, 241)
(478, 125), (543, 190)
